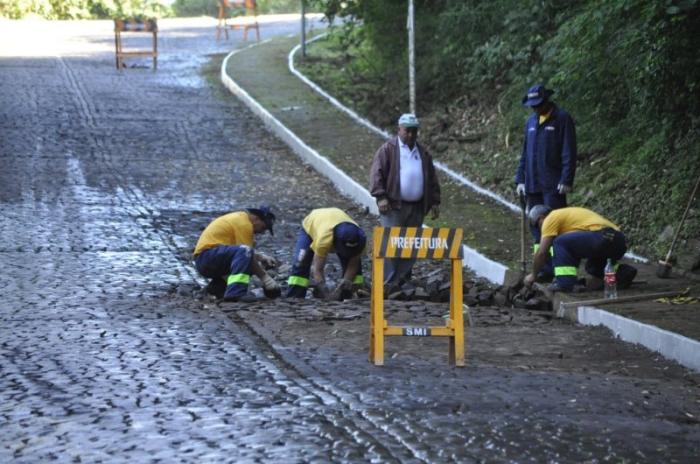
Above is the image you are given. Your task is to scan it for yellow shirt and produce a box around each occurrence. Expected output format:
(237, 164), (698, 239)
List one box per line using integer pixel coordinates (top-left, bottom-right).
(541, 207), (619, 238)
(193, 211), (254, 256)
(538, 108), (553, 125)
(302, 208), (358, 258)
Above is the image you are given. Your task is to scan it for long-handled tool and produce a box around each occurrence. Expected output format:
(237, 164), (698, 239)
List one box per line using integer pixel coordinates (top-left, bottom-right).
(507, 193), (530, 304)
(519, 192), (528, 276)
(657, 174), (700, 278)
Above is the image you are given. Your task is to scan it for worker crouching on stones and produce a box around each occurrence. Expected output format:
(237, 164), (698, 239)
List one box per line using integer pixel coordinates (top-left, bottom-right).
(193, 206), (281, 302)
(524, 205), (637, 292)
(286, 208), (367, 301)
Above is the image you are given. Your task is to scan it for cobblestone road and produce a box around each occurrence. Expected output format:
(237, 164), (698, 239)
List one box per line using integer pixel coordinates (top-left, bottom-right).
(0, 18), (402, 463)
(1, 19), (699, 463)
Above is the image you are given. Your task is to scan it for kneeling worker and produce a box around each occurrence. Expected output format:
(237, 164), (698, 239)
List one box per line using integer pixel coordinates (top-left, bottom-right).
(193, 206), (281, 302)
(524, 205), (636, 292)
(287, 207), (366, 300)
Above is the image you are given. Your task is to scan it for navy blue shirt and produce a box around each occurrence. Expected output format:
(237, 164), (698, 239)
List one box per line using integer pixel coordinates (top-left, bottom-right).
(515, 105), (577, 194)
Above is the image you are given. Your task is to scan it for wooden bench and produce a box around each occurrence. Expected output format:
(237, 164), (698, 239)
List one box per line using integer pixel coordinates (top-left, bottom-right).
(114, 18), (158, 70)
(216, 0), (260, 41)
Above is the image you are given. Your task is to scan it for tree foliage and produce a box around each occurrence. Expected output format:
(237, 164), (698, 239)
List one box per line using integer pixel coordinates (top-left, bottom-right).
(0, 0), (301, 18)
(307, 0), (700, 256)
(0, 0), (171, 19)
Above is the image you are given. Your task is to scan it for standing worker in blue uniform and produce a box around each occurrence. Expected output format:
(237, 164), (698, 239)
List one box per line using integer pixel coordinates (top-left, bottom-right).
(286, 208), (367, 301)
(524, 205), (636, 292)
(515, 84), (577, 280)
(193, 206), (280, 302)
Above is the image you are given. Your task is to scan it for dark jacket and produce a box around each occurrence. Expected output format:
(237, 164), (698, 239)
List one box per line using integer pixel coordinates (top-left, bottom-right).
(515, 105), (577, 194)
(369, 136), (441, 215)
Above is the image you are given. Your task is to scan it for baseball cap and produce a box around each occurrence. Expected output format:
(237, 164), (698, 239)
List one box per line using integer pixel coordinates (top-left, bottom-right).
(246, 205), (276, 235)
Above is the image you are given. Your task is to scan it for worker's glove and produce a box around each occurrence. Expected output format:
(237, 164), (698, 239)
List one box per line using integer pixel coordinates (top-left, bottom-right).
(523, 273), (536, 288)
(311, 280), (331, 300)
(430, 204), (440, 220)
(557, 184), (572, 195)
(516, 183), (526, 196)
(256, 253), (277, 270)
(261, 273), (281, 299)
(330, 278), (353, 301)
(377, 198), (391, 214)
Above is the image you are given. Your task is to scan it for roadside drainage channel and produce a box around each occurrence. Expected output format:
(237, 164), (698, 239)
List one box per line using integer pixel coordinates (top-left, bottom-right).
(220, 39), (697, 372)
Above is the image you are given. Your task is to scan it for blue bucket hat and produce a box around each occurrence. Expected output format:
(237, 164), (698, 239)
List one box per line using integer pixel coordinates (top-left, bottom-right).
(246, 205), (276, 235)
(333, 222), (367, 257)
(522, 84), (554, 107)
(398, 113), (420, 128)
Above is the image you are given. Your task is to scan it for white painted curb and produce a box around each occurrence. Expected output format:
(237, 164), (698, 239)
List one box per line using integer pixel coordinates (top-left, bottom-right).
(578, 306), (700, 372)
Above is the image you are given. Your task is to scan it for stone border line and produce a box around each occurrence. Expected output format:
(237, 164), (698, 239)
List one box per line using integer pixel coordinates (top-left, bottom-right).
(577, 306), (700, 372)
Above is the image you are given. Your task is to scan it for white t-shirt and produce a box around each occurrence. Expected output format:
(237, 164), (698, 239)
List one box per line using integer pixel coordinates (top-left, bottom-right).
(398, 138), (424, 202)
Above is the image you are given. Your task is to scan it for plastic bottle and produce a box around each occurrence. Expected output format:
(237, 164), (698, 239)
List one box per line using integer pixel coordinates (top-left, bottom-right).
(604, 259), (618, 299)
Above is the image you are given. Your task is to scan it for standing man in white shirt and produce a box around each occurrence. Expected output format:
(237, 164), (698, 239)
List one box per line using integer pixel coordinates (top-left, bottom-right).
(369, 113), (441, 289)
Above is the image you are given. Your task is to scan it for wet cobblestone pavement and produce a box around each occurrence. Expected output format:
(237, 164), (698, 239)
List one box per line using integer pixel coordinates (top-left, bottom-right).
(1, 19), (699, 463)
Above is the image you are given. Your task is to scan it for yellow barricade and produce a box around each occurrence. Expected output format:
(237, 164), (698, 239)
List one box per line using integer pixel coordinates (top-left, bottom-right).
(369, 227), (465, 366)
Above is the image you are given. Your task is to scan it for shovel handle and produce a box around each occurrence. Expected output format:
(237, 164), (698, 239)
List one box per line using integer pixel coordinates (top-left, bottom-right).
(665, 174), (700, 261)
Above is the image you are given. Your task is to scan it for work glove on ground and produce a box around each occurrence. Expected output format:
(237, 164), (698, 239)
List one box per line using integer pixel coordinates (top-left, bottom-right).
(516, 183), (526, 196)
(377, 198), (391, 214)
(257, 253), (277, 270)
(261, 273), (281, 299)
(329, 278), (353, 301)
(557, 184), (572, 195)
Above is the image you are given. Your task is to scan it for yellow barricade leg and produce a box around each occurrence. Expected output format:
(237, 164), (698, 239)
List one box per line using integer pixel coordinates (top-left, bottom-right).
(449, 259), (465, 366)
(370, 256), (384, 365)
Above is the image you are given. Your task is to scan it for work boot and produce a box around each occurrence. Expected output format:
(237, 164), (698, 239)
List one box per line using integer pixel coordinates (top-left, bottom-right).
(223, 293), (262, 303)
(546, 282), (574, 293)
(205, 278), (226, 299)
(616, 264), (638, 289)
(583, 276), (604, 291)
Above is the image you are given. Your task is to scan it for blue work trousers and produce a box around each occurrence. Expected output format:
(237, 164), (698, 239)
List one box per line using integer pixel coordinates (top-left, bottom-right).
(286, 229), (363, 298)
(552, 229), (627, 290)
(194, 245), (253, 299)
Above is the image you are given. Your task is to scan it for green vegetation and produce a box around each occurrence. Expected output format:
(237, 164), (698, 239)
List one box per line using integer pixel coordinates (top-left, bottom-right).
(0, 0), (301, 19)
(172, 0), (301, 16)
(301, 0), (700, 261)
(0, 0), (171, 19)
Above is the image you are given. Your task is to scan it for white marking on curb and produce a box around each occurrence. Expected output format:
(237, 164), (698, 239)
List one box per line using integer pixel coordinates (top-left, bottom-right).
(578, 306), (700, 372)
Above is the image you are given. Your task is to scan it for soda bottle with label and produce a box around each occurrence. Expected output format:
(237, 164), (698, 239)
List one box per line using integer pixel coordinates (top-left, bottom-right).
(604, 258), (618, 299)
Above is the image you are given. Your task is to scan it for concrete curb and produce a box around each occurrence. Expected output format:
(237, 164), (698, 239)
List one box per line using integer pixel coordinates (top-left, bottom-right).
(577, 306), (700, 372)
